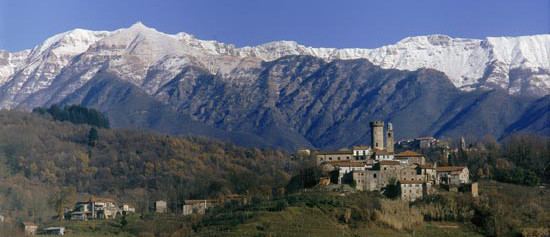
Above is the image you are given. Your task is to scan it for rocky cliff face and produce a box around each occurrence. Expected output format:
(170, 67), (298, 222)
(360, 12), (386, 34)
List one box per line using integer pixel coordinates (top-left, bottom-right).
(0, 23), (548, 149)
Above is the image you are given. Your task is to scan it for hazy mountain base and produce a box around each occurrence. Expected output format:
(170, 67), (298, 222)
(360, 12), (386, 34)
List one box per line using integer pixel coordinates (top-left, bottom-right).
(20, 56), (549, 150)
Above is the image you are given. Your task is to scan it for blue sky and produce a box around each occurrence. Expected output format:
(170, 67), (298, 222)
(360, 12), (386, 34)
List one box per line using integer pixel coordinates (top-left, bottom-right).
(0, 0), (548, 51)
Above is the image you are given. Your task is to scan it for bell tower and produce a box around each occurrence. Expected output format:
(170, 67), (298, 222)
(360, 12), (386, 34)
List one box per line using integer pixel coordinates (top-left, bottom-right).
(386, 122), (394, 153)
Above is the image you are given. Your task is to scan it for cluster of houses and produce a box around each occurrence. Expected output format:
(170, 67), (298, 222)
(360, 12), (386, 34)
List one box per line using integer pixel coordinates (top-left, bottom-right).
(68, 197), (135, 221)
(17, 194), (248, 236)
(66, 195), (247, 220)
(314, 121), (473, 201)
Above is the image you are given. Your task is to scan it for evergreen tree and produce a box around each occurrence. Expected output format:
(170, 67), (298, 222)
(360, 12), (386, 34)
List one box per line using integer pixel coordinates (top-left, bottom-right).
(88, 127), (99, 147)
(383, 177), (401, 199)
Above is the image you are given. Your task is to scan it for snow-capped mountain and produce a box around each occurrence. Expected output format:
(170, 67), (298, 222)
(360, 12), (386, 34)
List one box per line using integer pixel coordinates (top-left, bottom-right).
(1, 22), (547, 149)
(1, 22), (548, 109)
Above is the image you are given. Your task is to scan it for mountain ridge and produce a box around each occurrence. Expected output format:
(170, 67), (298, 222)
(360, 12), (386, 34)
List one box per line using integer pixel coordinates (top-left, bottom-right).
(1, 22), (549, 102)
(0, 23), (547, 150)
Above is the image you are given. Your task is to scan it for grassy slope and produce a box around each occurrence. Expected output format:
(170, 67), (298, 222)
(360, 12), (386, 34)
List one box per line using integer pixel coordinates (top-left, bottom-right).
(31, 179), (547, 237)
(207, 208), (483, 237)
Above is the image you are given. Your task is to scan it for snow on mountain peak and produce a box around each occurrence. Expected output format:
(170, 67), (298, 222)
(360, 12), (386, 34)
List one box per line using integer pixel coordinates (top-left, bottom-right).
(129, 21), (148, 29)
(1, 22), (549, 100)
(32, 28), (111, 57)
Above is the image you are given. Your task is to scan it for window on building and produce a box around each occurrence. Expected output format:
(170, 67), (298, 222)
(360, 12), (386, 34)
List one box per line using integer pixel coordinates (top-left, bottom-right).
(373, 174), (377, 178)
(337, 157), (340, 160)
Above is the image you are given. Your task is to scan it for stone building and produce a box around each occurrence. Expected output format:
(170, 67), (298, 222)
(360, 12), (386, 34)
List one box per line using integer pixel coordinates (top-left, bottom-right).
(22, 222), (38, 236)
(353, 169), (381, 191)
(352, 146), (371, 159)
(42, 227), (65, 236)
(70, 198), (119, 221)
(416, 137), (437, 149)
(366, 160), (401, 190)
(316, 150), (354, 165)
(296, 149), (311, 157)
(316, 145), (374, 165)
(436, 166), (469, 185)
(394, 150), (425, 165)
(221, 194), (248, 205)
(154, 200), (168, 213)
(373, 149), (394, 161)
(400, 181), (433, 202)
(324, 160), (370, 184)
(471, 182), (479, 198)
(183, 199), (218, 216)
(121, 204), (136, 214)
(400, 180), (425, 202)
(399, 166), (425, 182)
(416, 163), (437, 184)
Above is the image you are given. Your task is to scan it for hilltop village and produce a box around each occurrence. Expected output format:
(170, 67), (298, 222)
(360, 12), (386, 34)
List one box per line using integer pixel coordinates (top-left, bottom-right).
(311, 121), (476, 201)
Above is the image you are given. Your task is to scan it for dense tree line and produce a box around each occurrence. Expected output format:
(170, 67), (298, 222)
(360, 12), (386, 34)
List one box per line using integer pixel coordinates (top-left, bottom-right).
(33, 104), (110, 128)
(450, 134), (550, 186)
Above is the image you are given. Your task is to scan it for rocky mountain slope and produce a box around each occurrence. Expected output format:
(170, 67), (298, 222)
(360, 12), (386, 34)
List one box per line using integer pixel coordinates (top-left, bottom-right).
(0, 23), (548, 149)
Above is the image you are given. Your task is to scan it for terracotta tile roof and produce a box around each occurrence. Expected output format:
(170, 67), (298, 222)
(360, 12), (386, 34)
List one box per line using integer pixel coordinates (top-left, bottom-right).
(77, 197), (116, 204)
(326, 160), (368, 167)
(352, 145), (371, 150)
(373, 149), (392, 155)
(417, 163), (435, 169)
(379, 160), (401, 166)
(184, 199), (219, 205)
(91, 197), (116, 203)
(317, 150), (353, 155)
(436, 166), (466, 172)
(395, 150), (424, 157)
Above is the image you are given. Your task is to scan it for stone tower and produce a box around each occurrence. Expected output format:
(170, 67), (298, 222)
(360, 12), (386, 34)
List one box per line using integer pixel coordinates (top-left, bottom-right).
(460, 136), (466, 151)
(370, 121), (384, 150)
(386, 122), (394, 153)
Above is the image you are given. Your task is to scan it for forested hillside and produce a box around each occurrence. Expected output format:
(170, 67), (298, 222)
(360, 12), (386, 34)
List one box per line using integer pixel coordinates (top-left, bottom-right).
(0, 111), (294, 223)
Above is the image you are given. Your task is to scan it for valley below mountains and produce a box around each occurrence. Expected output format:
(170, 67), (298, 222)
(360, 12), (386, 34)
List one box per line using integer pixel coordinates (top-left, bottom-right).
(1, 22), (548, 150)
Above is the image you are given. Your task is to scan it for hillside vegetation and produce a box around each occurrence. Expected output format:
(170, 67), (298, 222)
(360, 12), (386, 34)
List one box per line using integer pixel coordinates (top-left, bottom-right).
(0, 110), (548, 237)
(0, 110), (294, 223)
